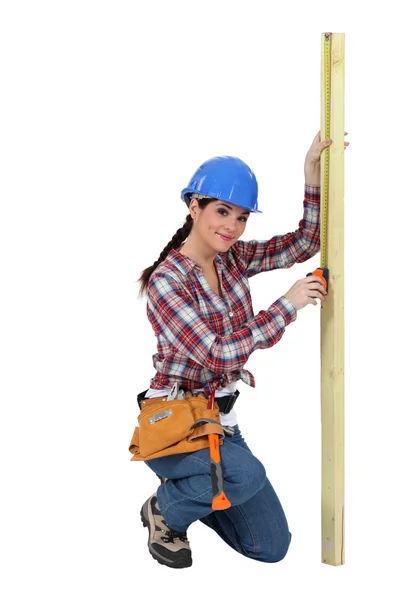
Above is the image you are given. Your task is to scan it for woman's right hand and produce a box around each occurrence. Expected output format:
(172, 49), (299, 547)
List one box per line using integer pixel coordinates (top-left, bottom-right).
(284, 276), (327, 310)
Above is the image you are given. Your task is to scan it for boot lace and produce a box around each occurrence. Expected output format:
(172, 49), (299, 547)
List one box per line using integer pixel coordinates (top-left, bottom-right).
(161, 526), (188, 543)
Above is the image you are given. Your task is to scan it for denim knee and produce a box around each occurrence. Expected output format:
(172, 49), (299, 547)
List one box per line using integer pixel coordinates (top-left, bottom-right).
(258, 531), (292, 563)
(225, 454), (267, 505)
(243, 530), (292, 563)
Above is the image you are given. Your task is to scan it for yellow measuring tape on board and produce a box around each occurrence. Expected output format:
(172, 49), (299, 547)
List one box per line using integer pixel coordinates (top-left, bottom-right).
(321, 32), (331, 269)
(307, 32), (331, 292)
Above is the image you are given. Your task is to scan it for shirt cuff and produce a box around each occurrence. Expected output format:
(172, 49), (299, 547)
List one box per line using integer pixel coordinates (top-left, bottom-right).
(273, 296), (297, 326)
(305, 183), (321, 204)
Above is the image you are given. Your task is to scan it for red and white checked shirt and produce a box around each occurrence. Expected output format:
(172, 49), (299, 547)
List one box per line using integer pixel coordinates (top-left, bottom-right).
(146, 184), (321, 400)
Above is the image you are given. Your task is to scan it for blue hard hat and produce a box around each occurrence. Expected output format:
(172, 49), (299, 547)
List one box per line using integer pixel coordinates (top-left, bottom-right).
(181, 156), (262, 214)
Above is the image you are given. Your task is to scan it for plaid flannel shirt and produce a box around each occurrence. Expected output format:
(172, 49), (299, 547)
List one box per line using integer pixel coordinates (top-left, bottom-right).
(146, 184), (321, 398)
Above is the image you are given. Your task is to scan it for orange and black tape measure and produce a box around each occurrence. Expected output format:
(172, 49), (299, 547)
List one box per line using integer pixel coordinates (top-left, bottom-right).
(307, 267), (329, 293)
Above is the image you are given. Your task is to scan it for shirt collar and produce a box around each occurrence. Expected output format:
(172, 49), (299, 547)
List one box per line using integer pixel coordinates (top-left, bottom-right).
(167, 248), (223, 277)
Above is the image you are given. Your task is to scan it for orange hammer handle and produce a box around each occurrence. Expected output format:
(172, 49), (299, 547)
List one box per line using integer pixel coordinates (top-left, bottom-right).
(208, 392), (231, 510)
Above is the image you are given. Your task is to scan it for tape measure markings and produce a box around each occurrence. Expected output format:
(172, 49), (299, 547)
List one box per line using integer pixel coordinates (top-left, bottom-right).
(321, 33), (331, 269)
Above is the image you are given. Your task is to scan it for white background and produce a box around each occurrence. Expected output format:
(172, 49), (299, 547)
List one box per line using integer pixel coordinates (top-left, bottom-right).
(1, 1), (399, 598)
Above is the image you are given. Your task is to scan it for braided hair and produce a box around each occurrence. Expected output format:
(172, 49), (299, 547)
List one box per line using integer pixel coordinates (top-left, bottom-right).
(137, 195), (216, 298)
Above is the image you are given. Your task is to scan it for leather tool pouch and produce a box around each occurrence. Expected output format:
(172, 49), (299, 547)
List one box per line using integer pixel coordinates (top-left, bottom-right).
(129, 392), (224, 461)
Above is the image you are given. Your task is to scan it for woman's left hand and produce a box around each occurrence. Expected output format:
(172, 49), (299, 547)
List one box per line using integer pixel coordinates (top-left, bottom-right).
(304, 130), (350, 185)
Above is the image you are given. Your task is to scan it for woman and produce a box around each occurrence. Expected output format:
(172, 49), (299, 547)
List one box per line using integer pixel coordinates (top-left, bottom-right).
(134, 131), (349, 569)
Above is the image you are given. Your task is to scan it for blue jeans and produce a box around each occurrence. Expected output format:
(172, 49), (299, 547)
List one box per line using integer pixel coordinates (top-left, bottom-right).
(144, 425), (291, 563)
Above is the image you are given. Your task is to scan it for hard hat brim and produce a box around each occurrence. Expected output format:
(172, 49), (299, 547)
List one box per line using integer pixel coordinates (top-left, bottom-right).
(181, 188), (262, 214)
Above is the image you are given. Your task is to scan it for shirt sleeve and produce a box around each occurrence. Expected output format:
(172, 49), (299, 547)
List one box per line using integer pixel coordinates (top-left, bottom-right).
(147, 273), (297, 374)
(233, 184), (321, 277)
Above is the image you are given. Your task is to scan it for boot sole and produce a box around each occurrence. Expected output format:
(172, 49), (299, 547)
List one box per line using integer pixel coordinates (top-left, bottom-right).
(140, 507), (192, 569)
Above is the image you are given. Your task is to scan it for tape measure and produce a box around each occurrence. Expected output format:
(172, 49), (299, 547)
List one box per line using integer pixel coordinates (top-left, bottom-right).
(307, 33), (331, 293)
(321, 32), (332, 269)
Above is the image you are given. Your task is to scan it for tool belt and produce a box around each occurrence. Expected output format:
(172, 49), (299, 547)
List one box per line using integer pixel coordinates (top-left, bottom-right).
(136, 388), (240, 414)
(129, 390), (226, 462)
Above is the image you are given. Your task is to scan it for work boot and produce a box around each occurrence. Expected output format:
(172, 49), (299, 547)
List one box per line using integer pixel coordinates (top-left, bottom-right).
(140, 493), (192, 569)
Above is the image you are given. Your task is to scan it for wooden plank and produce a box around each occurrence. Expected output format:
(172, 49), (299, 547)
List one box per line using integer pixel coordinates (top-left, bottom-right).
(320, 32), (345, 566)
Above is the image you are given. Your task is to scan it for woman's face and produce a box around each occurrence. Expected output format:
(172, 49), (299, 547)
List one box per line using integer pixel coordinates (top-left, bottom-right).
(192, 199), (250, 251)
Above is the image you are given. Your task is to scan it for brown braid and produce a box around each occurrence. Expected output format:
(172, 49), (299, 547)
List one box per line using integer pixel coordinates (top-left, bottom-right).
(136, 196), (216, 298)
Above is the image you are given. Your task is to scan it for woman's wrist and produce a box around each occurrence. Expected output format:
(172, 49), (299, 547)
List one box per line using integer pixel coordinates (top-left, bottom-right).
(304, 166), (321, 186)
(305, 177), (320, 186)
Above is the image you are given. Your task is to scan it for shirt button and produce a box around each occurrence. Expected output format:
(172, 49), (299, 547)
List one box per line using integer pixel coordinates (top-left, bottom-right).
(228, 311), (234, 318)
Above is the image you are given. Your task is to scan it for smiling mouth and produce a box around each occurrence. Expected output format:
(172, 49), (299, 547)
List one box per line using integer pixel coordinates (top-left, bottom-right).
(217, 233), (233, 241)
